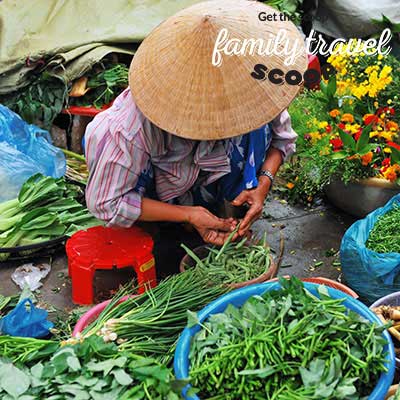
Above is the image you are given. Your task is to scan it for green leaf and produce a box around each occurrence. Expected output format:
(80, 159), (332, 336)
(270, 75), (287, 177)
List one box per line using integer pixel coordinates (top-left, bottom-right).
(327, 75), (337, 98)
(0, 363), (30, 397)
(238, 365), (276, 378)
(356, 125), (372, 152)
(111, 369), (133, 386)
(338, 129), (356, 151)
(66, 355), (81, 371)
(391, 147), (400, 164)
(299, 359), (325, 387)
(330, 151), (347, 160)
(187, 310), (200, 328)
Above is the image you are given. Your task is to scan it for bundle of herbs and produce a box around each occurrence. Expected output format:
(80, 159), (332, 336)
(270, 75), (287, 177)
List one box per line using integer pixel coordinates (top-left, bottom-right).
(366, 204), (400, 253)
(82, 270), (228, 364)
(70, 63), (129, 109)
(0, 335), (182, 400)
(181, 230), (272, 286)
(189, 278), (389, 399)
(0, 174), (100, 260)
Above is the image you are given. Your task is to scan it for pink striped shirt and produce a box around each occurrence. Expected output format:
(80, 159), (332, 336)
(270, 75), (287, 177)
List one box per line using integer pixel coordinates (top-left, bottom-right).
(85, 89), (297, 227)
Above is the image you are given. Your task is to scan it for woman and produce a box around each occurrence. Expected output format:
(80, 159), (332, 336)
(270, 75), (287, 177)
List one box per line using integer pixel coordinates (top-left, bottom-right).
(85, 0), (307, 247)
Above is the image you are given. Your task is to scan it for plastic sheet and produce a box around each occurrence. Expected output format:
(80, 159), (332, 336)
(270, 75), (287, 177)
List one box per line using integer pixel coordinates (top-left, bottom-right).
(0, 105), (65, 202)
(0, 299), (53, 338)
(341, 194), (400, 305)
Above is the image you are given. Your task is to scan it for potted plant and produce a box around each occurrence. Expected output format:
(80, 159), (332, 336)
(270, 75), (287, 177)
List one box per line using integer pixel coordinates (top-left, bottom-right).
(282, 41), (400, 216)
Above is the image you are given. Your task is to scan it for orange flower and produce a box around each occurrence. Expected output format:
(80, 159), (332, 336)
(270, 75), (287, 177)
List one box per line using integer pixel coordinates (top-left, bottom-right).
(384, 167), (398, 182)
(341, 113), (354, 123)
(386, 121), (399, 131)
(361, 152), (373, 166)
(329, 109), (340, 118)
(286, 182), (295, 190)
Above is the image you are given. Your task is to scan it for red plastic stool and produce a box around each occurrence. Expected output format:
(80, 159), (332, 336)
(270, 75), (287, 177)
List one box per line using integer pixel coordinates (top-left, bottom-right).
(66, 226), (157, 305)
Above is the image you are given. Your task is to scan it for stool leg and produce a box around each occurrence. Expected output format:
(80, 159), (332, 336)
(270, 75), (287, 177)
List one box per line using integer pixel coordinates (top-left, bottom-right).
(135, 257), (157, 294)
(71, 266), (95, 305)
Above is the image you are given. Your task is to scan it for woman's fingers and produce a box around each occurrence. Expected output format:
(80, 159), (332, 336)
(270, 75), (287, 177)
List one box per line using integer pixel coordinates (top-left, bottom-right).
(204, 229), (232, 246)
(239, 204), (263, 235)
(232, 191), (248, 206)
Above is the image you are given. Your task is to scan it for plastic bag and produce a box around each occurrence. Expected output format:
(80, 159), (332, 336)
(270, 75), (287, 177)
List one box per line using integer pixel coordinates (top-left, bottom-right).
(0, 105), (66, 202)
(11, 263), (51, 291)
(0, 298), (53, 338)
(340, 194), (400, 305)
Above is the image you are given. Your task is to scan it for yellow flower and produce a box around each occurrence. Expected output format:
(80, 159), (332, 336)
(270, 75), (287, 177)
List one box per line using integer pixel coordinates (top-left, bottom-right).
(381, 131), (396, 141)
(384, 147), (392, 153)
(378, 54), (384, 61)
(370, 130), (379, 138)
(286, 182), (295, 190)
(388, 99), (393, 104)
(318, 121), (328, 129)
(309, 131), (322, 143)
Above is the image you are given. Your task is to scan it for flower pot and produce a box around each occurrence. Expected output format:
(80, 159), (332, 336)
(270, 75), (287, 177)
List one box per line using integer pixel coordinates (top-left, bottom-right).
(325, 177), (400, 218)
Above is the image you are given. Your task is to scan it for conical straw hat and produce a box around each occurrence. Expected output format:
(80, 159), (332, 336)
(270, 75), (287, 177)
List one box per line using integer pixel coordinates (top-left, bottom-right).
(129, 0), (307, 140)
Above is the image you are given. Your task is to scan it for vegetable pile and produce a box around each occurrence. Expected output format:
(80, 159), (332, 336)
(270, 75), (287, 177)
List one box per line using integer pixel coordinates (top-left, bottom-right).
(366, 204), (400, 253)
(63, 149), (89, 185)
(0, 174), (100, 259)
(0, 336), (181, 400)
(373, 305), (400, 359)
(189, 278), (388, 399)
(70, 63), (129, 109)
(83, 270), (228, 363)
(181, 232), (272, 285)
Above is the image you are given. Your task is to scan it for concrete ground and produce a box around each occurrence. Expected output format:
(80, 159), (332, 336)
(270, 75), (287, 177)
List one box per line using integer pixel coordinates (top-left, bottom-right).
(0, 197), (356, 315)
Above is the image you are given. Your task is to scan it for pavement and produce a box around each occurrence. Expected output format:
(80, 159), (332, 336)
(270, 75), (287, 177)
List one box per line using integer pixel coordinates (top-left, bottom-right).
(0, 196), (356, 315)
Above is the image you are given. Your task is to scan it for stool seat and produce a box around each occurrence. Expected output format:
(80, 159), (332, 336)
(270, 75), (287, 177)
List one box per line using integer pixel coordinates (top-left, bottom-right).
(66, 225), (157, 305)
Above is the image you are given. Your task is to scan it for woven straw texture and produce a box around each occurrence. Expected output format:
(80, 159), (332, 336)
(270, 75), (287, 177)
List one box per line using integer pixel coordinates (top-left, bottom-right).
(129, 0), (307, 140)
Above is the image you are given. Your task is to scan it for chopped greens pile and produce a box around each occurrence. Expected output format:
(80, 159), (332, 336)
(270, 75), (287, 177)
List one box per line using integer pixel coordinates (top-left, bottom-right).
(366, 204), (400, 253)
(0, 336), (182, 400)
(189, 278), (388, 399)
(0, 174), (101, 259)
(181, 232), (272, 285)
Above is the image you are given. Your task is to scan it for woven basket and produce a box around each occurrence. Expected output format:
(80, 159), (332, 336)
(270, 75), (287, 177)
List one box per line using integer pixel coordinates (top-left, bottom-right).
(179, 244), (278, 289)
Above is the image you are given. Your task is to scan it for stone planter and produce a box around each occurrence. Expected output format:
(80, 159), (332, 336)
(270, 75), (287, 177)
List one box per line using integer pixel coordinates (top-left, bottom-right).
(325, 177), (400, 218)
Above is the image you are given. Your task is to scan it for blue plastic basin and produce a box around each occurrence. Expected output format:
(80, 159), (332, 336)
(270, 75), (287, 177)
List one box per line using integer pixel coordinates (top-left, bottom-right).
(174, 282), (395, 400)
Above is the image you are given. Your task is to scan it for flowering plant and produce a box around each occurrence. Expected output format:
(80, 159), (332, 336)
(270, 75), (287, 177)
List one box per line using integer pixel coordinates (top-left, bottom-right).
(281, 43), (400, 203)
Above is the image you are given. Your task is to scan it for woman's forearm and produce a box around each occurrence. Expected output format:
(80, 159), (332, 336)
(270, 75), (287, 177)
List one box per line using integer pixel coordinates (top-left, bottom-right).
(138, 197), (191, 223)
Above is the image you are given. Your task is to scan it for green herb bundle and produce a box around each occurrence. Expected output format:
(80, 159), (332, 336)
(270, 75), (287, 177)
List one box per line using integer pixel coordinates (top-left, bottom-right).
(0, 336), (181, 400)
(83, 270), (228, 363)
(181, 233), (271, 285)
(0, 174), (100, 260)
(189, 278), (388, 399)
(366, 204), (400, 253)
(72, 64), (129, 109)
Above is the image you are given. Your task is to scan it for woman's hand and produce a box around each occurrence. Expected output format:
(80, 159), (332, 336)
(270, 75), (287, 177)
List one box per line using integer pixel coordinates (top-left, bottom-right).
(188, 207), (238, 246)
(232, 179), (271, 236)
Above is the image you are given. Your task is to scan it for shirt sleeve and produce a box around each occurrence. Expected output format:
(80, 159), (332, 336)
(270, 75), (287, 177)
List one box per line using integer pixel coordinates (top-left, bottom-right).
(270, 109), (298, 161)
(85, 113), (150, 228)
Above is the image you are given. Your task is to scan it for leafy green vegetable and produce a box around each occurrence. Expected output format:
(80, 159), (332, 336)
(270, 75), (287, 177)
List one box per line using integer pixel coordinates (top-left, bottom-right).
(0, 336), (181, 400)
(366, 203), (400, 253)
(190, 277), (388, 399)
(0, 174), (101, 259)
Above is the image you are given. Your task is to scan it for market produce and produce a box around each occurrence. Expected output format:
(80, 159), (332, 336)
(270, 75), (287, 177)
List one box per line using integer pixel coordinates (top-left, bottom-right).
(189, 278), (388, 399)
(0, 174), (100, 260)
(83, 270), (228, 363)
(0, 335), (181, 400)
(63, 149), (89, 185)
(181, 230), (272, 285)
(373, 305), (400, 357)
(366, 204), (400, 253)
(71, 63), (129, 108)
